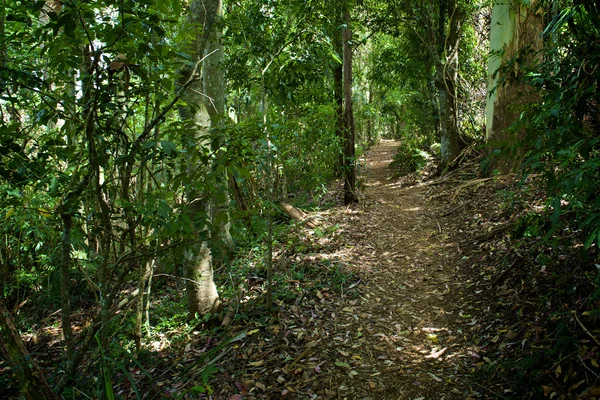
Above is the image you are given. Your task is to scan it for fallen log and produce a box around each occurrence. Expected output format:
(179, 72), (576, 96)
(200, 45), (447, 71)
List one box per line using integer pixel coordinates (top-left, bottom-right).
(279, 202), (320, 229)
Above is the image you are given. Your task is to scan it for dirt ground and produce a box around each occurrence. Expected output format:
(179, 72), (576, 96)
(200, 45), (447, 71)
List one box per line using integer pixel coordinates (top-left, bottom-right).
(302, 139), (477, 399)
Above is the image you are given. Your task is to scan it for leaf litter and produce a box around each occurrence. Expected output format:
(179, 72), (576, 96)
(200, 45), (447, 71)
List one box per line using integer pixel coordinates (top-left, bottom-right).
(4, 140), (599, 399)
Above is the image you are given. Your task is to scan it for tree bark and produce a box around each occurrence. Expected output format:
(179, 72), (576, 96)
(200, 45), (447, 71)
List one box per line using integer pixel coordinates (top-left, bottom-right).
(0, 0), (5, 298)
(367, 83), (374, 145)
(485, 0), (543, 174)
(179, 0), (224, 318)
(342, 4), (358, 204)
(203, 4), (235, 265)
(333, 19), (344, 178)
(60, 213), (74, 363)
(435, 0), (464, 170)
(0, 298), (60, 400)
(183, 242), (221, 317)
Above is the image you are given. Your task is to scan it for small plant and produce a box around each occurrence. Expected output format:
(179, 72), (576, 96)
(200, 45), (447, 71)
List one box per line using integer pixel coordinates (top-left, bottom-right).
(390, 140), (432, 176)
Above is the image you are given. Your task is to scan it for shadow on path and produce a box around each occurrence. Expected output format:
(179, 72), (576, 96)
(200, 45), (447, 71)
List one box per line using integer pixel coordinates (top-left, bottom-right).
(317, 140), (476, 399)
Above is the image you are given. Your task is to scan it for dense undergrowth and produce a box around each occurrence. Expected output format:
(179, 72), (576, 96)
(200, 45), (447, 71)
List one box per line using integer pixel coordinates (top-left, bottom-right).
(0, 204), (358, 399)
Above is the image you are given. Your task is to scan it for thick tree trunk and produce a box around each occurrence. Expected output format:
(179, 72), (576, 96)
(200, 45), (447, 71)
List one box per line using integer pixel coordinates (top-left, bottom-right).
(0, 298), (60, 400)
(179, 0), (224, 318)
(485, 0), (543, 174)
(184, 242), (221, 317)
(342, 5), (358, 205)
(203, 7), (235, 265)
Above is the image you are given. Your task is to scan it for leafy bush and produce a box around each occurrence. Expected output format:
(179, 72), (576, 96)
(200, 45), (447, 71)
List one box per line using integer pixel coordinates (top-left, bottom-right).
(520, 3), (600, 249)
(390, 140), (433, 176)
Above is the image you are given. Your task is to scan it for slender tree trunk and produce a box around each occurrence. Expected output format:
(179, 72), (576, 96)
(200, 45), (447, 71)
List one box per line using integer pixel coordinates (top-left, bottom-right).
(83, 43), (113, 356)
(436, 67), (461, 167)
(0, 0), (6, 297)
(342, 4), (358, 204)
(436, 0), (463, 170)
(203, 3), (235, 266)
(333, 22), (344, 178)
(367, 83), (374, 145)
(60, 214), (74, 363)
(0, 298), (60, 400)
(134, 260), (150, 350)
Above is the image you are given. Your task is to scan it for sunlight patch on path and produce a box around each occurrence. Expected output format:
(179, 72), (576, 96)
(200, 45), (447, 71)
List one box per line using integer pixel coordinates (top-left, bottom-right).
(318, 140), (469, 399)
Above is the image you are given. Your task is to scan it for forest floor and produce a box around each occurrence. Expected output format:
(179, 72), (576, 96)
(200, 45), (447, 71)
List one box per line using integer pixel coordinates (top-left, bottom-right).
(204, 139), (597, 400)
(288, 139), (479, 399)
(4, 140), (599, 399)
(204, 139), (506, 399)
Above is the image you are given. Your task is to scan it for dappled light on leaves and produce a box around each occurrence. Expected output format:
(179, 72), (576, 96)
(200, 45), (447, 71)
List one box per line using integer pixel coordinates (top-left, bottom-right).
(1, 0), (599, 399)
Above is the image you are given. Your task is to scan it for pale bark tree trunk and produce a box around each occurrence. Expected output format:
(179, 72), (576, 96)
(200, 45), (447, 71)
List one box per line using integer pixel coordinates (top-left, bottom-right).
(203, 6), (235, 266)
(485, 0), (543, 174)
(0, 298), (60, 400)
(343, 3), (358, 204)
(179, 0), (225, 318)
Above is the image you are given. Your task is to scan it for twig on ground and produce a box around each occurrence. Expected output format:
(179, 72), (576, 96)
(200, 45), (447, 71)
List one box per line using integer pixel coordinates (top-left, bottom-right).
(573, 312), (600, 346)
(489, 259), (518, 287)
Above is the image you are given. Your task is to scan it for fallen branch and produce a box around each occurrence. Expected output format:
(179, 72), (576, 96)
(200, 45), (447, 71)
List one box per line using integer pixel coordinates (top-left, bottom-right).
(489, 259), (518, 287)
(450, 175), (515, 201)
(473, 222), (517, 242)
(439, 202), (467, 217)
(283, 340), (320, 374)
(279, 202), (320, 229)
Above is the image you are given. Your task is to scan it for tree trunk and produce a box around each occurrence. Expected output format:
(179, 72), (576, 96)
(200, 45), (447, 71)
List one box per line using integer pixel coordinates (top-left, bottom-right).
(179, 0), (224, 319)
(333, 20), (344, 178)
(203, 5), (235, 265)
(0, 0), (7, 298)
(436, 0), (463, 170)
(342, 4), (358, 204)
(367, 83), (374, 145)
(436, 68), (461, 167)
(0, 297), (60, 400)
(60, 213), (74, 363)
(183, 242), (221, 317)
(485, 0), (543, 174)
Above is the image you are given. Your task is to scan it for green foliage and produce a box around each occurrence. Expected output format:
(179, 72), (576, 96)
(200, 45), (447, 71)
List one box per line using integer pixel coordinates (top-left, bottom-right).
(519, 2), (600, 250)
(390, 139), (435, 176)
(369, 34), (438, 141)
(513, 212), (548, 239)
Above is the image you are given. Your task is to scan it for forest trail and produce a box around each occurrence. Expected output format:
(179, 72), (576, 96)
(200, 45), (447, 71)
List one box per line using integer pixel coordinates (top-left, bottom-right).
(319, 140), (471, 399)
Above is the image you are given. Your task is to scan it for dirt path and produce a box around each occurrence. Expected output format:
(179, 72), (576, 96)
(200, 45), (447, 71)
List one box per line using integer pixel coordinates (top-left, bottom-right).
(318, 140), (471, 399)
